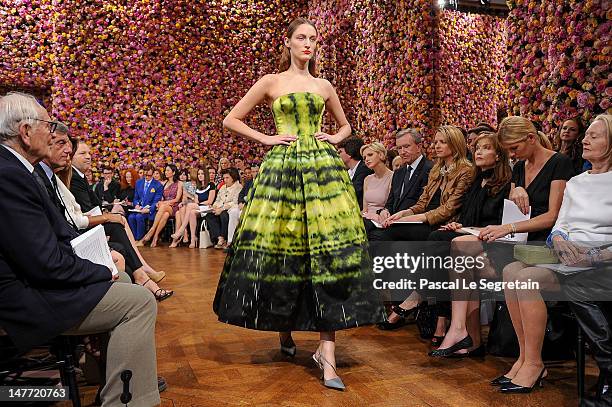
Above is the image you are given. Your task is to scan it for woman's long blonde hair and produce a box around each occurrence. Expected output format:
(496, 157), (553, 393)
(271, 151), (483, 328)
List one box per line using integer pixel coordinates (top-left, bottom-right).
(278, 17), (318, 76)
(497, 116), (553, 149)
(430, 125), (473, 179)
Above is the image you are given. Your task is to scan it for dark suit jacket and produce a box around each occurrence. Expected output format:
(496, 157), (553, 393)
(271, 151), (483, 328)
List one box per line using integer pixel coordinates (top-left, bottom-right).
(94, 179), (120, 204)
(238, 179), (253, 204)
(0, 146), (112, 352)
(132, 178), (164, 220)
(352, 161), (373, 210)
(70, 169), (101, 213)
(385, 157), (433, 214)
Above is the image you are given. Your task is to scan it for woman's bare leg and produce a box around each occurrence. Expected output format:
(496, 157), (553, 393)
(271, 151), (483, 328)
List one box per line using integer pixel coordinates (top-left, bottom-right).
(511, 267), (559, 387)
(318, 331), (339, 381)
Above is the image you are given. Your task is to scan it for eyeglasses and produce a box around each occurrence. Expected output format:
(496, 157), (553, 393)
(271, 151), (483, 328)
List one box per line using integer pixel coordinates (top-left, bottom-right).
(25, 118), (58, 133)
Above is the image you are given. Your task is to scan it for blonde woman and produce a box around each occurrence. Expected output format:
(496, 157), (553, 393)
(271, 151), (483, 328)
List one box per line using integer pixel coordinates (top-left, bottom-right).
(361, 142), (393, 222)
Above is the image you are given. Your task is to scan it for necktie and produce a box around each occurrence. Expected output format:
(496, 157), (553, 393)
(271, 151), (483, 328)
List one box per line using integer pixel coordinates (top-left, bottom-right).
(32, 171), (48, 194)
(400, 165), (413, 197)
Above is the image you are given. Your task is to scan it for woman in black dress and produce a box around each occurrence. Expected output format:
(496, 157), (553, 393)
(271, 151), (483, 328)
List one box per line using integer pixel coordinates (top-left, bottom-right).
(427, 132), (512, 357)
(553, 116), (585, 174)
(111, 169), (137, 215)
(481, 116), (574, 393)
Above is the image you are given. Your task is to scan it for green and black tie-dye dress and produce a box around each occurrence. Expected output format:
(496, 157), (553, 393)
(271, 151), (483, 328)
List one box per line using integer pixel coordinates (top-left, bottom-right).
(213, 92), (384, 331)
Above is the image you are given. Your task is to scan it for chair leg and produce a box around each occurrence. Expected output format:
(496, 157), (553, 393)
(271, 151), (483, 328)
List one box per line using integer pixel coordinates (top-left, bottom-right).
(577, 324), (586, 403)
(59, 338), (82, 407)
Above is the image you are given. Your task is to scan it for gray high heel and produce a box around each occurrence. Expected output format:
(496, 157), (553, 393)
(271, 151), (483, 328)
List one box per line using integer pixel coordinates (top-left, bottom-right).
(312, 352), (345, 391)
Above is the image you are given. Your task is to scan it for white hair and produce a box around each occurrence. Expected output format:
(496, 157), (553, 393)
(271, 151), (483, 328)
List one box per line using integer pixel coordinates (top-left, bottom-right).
(0, 92), (44, 143)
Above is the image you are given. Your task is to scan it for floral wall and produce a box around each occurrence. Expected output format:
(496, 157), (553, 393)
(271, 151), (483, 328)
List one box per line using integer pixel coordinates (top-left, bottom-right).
(1, 1), (608, 170)
(309, 0), (437, 146)
(437, 10), (507, 130)
(505, 0), (611, 135)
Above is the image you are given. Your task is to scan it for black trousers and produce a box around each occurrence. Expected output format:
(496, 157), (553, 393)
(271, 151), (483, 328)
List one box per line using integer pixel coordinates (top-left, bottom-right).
(207, 211), (230, 242)
(103, 222), (142, 273)
(368, 222), (435, 241)
(562, 268), (612, 385)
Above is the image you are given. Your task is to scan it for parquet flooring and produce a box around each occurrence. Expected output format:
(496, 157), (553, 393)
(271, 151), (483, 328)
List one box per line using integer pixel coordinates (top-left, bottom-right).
(74, 246), (589, 406)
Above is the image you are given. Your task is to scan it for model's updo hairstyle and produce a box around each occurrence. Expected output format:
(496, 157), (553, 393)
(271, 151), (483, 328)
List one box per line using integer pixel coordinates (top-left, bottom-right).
(278, 17), (318, 76)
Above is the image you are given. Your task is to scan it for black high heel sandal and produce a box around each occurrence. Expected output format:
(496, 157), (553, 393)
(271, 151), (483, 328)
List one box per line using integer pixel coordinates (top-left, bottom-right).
(428, 335), (473, 357)
(377, 304), (418, 330)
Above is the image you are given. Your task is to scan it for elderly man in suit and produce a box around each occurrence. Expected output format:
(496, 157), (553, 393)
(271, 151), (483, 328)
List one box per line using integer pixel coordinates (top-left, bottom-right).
(0, 92), (160, 406)
(368, 128), (433, 241)
(337, 136), (373, 210)
(128, 164), (164, 240)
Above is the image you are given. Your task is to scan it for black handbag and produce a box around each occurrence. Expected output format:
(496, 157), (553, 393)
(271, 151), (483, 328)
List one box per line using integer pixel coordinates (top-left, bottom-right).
(415, 302), (438, 340)
(487, 301), (576, 360)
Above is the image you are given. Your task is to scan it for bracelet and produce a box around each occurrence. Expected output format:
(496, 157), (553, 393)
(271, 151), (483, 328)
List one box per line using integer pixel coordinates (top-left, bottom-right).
(546, 230), (569, 248)
(509, 223), (516, 238)
(587, 248), (603, 267)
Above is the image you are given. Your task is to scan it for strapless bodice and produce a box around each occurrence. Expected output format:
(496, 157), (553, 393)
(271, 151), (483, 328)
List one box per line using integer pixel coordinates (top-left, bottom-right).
(271, 92), (325, 137)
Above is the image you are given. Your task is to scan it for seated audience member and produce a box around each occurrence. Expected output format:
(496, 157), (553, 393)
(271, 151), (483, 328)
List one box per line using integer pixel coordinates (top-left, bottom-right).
(378, 126), (474, 334)
(386, 148), (399, 170)
(139, 164), (183, 247)
(208, 168), (242, 249)
(153, 168), (162, 181)
(138, 166), (145, 179)
(111, 168), (137, 215)
(234, 155), (246, 177)
(178, 168), (189, 183)
(553, 116), (586, 174)
(128, 164), (164, 240)
(360, 142), (393, 233)
(369, 128), (433, 241)
(208, 167), (218, 186)
(170, 168), (200, 247)
(466, 123), (496, 161)
(557, 114), (612, 405)
(483, 116), (574, 394)
(216, 157), (231, 188)
(426, 132), (512, 357)
(337, 136), (373, 210)
(173, 168), (198, 244)
(391, 155), (403, 171)
(0, 92), (160, 406)
(227, 164), (259, 248)
(44, 131), (173, 301)
(479, 116), (574, 242)
(94, 165), (120, 205)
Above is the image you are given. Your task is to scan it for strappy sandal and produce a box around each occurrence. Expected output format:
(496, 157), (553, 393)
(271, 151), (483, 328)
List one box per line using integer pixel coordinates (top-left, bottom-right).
(140, 278), (174, 302)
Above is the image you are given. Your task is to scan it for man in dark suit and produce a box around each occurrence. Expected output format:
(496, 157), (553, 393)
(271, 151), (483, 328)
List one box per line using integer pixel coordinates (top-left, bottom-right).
(368, 128), (433, 241)
(70, 141), (101, 213)
(94, 165), (120, 205)
(337, 137), (373, 210)
(128, 164), (164, 240)
(0, 92), (159, 405)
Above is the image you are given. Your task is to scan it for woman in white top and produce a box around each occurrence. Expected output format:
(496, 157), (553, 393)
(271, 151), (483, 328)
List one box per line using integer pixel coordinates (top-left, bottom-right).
(208, 168), (242, 249)
(495, 114), (612, 394)
(360, 142), (393, 221)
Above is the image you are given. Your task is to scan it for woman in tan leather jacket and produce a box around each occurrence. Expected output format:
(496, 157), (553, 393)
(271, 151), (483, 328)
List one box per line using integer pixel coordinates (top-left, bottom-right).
(377, 126), (475, 338)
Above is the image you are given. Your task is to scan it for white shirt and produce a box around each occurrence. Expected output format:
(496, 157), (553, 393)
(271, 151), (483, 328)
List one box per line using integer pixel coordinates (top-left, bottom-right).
(551, 171), (612, 244)
(55, 176), (90, 229)
(72, 165), (85, 179)
(2, 145), (34, 173)
(406, 154), (424, 181)
(348, 161), (361, 180)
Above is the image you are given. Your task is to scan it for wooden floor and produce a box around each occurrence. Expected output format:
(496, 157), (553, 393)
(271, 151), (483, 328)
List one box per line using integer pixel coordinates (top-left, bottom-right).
(74, 245), (589, 406)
